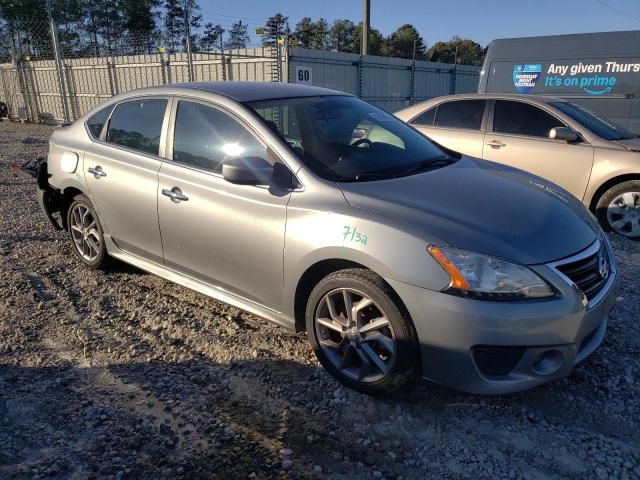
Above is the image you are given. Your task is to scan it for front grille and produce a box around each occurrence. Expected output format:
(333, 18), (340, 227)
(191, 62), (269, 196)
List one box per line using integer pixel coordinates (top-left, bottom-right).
(472, 345), (525, 376)
(554, 242), (609, 302)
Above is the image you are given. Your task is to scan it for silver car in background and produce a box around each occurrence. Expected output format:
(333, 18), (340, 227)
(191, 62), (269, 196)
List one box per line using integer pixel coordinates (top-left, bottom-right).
(38, 82), (617, 395)
(396, 94), (640, 238)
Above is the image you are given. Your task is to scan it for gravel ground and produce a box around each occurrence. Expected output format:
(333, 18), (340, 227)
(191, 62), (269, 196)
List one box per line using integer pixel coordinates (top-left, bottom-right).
(0, 120), (639, 480)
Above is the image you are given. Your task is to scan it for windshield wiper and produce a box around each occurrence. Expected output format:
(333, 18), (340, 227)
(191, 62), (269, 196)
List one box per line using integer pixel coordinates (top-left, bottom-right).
(399, 155), (457, 176)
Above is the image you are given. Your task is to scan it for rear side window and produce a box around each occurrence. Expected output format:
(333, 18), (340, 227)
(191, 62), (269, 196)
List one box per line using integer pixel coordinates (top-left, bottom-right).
(434, 100), (486, 130)
(86, 105), (113, 139)
(493, 101), (565, 138)
(411, 107), (436, 126)
(106, 99), (168, 155)
(172, 101), (267, 172)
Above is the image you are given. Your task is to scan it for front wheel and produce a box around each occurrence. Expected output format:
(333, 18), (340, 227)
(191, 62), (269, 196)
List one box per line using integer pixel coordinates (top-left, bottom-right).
(305, 269), (419, 395)
(595, 180), (640, 239)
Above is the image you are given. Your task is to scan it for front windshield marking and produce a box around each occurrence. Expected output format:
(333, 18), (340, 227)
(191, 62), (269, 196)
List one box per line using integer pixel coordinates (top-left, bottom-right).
(246, 95), (455, 182)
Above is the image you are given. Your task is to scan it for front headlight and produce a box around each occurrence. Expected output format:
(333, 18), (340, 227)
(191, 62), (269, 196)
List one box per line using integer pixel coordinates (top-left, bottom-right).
(428, 246), (554, 300)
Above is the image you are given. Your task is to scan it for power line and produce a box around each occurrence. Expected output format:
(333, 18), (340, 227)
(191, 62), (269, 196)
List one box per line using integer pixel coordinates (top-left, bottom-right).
(594, 0), (640, 23)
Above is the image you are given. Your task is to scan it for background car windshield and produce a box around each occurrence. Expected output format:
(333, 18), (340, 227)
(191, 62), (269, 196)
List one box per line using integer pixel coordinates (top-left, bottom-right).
(246, 96), (450, 181)
(551, 102), (636, 141)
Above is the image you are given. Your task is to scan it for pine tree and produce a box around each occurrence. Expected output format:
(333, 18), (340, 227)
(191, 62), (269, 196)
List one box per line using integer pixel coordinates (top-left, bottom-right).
(225, 21), (249, 50)
(262, 13), (288, 47)
(200, 22), (224, 51)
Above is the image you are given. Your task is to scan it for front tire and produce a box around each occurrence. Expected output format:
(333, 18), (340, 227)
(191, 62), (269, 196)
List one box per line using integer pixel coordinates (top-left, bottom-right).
(305, 269), (419, 395)
(595, 180), (640, 239)
(66, 194), (110, 268)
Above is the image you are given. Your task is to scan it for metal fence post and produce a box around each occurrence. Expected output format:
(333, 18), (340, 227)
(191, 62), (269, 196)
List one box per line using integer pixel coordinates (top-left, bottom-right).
(410, 61), (416, 105)
(450, 64), (457, 94)
(47, 0), (70, 123)
(357, 56), (364, 98)
(64, 64), (79, 120)
(107, 59), (119, 94)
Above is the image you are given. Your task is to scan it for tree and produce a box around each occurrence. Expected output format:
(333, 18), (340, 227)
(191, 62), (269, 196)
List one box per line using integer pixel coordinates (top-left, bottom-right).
(122, 0), (161, 54)
(200, 22), (224, 51)
(328, 19), (355, 52)
(386, 24), (425, 59)
(163, 0), (201, 53)
(293, 16), (315, 49)
(427, 36), (484, 65)
(353, 23), (387, 56)
(225, 20), (249, 49)
(262, 12), (288, 47)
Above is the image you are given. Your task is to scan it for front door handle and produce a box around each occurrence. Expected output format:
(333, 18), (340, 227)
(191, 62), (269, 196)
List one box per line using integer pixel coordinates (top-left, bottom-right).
(162, 188), (189, 202)
(486, 140), (506, 149)
(88, 166), (107, 177)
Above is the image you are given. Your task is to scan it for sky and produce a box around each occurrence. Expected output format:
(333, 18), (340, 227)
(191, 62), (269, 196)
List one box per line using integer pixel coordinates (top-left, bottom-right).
(198, 0), (640, 47)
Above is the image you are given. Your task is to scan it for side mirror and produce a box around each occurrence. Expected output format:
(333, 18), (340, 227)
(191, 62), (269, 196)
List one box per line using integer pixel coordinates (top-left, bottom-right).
(549, 127), (578, 142)
(222, 156), (273, 185)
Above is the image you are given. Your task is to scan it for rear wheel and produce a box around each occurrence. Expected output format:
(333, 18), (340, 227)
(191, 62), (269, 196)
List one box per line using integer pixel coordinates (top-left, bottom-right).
(306, 269), (419, 395)
(595, 180), (640, 239)
(66, 194), (110, 268)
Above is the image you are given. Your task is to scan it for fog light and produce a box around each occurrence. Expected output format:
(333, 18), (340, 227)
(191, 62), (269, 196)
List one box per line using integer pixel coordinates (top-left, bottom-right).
(532, 350), (563, 375)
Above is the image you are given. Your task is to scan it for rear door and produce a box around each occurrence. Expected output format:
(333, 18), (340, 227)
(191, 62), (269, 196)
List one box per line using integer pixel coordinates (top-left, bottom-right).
(409, 99), (487, 158)
(157, 99), (290, 310)
(483, 100), (594, 200)
(84, 97), (169, 263)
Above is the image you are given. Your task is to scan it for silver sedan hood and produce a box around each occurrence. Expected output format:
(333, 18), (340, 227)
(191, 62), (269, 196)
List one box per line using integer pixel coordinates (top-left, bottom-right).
(339, 157), (600, 265)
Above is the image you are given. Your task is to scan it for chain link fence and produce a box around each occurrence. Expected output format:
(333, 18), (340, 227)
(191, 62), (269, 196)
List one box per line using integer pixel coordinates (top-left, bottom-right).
(0, 17), (282, 123)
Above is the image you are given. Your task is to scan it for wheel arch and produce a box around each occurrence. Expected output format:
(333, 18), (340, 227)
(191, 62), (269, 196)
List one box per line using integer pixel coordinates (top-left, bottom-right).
(60, 186), (86, 230)
(293, 258), (414, 338)
(588, 173), (640, 211)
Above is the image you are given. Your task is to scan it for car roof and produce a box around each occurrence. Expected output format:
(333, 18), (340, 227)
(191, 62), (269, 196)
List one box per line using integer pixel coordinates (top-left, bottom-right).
(419, 93), (568, 103)
(394, 93), (569, 119)
(155, 81), (350, 102)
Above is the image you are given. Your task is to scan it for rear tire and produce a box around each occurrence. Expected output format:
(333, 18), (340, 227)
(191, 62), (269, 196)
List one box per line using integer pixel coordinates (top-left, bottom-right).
(305, 268), (419, 395)
(66, 194), (110, 268)
(595, 180), (640, 239)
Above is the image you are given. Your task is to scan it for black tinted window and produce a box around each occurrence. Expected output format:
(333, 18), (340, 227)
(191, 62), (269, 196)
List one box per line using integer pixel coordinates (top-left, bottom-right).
(173, 101), (266, 172)
(493, 101), (564, 138)
(87, 105), (113, 138)
(434, 100), (485, 130)
(106, 99), (167, 155)
(411, 107), (436, 126)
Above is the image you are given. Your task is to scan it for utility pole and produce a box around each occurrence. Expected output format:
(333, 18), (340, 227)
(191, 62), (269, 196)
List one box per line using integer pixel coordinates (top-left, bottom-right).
(361, 0), (370, 55)
(46, 0), (70, 123)
(183, 0), (194, 82)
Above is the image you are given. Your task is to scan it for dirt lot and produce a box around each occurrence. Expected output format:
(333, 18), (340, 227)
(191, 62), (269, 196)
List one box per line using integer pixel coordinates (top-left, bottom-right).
(0, 120), (639, 480)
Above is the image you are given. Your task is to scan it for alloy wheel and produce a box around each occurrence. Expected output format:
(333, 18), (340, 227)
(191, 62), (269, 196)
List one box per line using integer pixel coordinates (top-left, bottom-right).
(314, 288), (396, 383)
(607, 191), (640, 238)
(69, 203), (101, 261)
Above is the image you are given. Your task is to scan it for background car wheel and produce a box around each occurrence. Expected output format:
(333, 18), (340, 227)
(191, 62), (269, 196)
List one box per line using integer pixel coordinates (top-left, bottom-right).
(66, 194), (110, 268)
(305, 268), (419, 395)
(595, 180), (640, 239)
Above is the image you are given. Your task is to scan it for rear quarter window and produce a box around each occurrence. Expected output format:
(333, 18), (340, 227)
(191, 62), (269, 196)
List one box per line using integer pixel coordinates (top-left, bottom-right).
(86, 105), (114, 139)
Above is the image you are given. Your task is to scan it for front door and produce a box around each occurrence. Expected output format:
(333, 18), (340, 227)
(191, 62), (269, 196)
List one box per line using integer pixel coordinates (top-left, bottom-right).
(483, 100), (594, 200)
(84, 98), (169, 262)
(157, 99), (290, 310)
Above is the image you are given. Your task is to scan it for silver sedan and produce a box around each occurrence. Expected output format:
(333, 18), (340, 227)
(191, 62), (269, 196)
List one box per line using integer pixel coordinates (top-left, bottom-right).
(38, 82), (617, 395)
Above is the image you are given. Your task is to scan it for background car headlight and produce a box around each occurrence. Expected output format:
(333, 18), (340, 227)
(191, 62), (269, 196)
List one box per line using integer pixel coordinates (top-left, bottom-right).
(428, 246), (554, 300)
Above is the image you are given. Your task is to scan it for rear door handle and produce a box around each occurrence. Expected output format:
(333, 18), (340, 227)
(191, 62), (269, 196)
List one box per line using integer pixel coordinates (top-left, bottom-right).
(162, 188), (189, 202)
(486, 140), (506, 149)
(88, 166), (107, 177)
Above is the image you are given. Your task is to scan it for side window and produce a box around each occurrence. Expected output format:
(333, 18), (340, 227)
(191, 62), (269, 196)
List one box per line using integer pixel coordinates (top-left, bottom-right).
(86, 105), (114, 139)
(172, 101), (267, 173)
(411, 107), (436, 126)
(106, 99), (168, 155)
(493, 101), (565, 138)
(434, 100), (486, 130)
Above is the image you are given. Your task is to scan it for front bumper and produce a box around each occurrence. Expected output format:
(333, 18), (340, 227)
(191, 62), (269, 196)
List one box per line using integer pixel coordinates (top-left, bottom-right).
(387, 241), (618, 395)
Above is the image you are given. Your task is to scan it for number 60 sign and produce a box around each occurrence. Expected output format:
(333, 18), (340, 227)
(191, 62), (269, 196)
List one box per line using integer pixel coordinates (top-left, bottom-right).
(295, 66), (312, 85)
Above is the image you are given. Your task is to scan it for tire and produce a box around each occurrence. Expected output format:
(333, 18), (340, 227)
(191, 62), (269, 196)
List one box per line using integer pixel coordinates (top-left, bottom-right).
(305, 268), (419, 395)
(66, 194), (110, 268)
(595, 180), (640, 239)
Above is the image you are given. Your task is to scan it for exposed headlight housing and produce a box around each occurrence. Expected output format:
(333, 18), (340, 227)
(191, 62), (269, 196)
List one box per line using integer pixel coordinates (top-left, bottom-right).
(428, 246), (554, 300)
